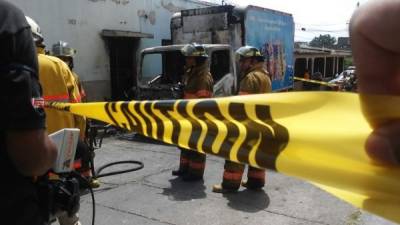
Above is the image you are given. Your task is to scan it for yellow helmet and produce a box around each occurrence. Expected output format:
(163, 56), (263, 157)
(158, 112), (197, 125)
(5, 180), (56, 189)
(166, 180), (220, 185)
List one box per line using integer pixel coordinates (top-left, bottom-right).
(235, 46), (265, 62)
(52, 41), (76, 57)
(181, 43), (208, 58)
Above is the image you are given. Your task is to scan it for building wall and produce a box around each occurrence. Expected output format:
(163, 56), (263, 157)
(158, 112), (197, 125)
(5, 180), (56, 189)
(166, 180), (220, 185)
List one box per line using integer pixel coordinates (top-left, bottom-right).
(13, 0), (214, 100)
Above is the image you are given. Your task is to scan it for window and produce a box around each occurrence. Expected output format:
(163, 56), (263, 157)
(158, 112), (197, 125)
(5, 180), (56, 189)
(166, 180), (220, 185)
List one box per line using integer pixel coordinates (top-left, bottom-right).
(141, 53), (162, 84)
(162, 50), (185, 84)
(140, 51), (185, 85)
(210, 50), (231, 83)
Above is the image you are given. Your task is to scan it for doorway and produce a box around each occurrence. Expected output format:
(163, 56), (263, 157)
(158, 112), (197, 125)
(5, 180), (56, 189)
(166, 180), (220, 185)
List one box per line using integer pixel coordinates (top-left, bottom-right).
(105, 37), (139, 100)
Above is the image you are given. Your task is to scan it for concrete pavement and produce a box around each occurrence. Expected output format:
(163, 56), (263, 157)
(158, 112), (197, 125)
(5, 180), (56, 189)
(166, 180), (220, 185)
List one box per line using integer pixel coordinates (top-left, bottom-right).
(77, 134), (396, 225)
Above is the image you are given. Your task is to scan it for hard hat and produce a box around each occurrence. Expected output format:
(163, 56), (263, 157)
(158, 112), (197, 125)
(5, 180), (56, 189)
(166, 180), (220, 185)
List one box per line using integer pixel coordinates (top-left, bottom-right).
(25, 16), (43, 42)
(181, 43), (208, 58)
(235, 46), (265, 61)
(52, 41), (76, 57)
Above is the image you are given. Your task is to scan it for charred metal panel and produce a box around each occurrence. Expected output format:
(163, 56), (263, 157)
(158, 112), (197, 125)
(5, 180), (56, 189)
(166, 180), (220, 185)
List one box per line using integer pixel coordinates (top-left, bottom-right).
(181, 5), (234, 17)
(171, 13), (182, 44)
(171, 27), (184, 44)
(183, 12), (228, 33)
(228, 23), (242, 50)
(173, 14), (242, 48)
(181, 31), (212, 44)
(111, 0), (130, 5)
(172, 5), (243, 47)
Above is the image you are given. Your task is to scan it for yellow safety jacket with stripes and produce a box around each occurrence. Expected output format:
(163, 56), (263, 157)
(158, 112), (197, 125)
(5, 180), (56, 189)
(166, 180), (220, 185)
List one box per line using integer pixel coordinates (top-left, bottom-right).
(37, 48), (85, 137)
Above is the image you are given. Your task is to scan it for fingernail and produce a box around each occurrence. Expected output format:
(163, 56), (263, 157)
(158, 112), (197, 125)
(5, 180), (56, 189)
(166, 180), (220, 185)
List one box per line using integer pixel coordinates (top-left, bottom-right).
(366, 134), (399, 165)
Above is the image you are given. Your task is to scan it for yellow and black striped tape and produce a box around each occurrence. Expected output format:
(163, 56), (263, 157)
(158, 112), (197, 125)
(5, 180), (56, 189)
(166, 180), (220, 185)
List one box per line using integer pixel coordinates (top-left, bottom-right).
(294, 76), (339, 87)
(47, 92), (400, 223)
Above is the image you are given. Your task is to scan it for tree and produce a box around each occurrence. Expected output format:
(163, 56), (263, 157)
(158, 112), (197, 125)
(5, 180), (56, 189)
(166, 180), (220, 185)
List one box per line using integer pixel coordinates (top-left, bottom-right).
(344, 57), (353, 69)
(309, 34), (337, 48)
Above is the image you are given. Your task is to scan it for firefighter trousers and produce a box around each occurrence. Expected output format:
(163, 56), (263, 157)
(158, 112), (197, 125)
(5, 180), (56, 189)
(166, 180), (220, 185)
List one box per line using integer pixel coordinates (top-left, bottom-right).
(222, 160), (265, 190)
(176, 148), (206, 179)
(74, 140), (92, 177)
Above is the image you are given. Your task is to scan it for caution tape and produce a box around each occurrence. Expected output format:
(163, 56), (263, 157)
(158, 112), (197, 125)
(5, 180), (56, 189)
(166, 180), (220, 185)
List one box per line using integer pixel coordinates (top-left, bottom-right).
(294, 76), (339, 87)
(47, 92), (400, 223)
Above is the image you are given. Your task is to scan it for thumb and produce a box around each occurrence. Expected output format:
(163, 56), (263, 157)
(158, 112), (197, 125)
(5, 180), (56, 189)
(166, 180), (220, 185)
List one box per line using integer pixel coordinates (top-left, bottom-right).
(366, 121), (400, 165)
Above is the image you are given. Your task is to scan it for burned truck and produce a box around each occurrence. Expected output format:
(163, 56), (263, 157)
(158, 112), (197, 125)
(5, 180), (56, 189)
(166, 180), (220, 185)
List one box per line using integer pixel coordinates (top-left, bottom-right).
(134, 5), (294, 100)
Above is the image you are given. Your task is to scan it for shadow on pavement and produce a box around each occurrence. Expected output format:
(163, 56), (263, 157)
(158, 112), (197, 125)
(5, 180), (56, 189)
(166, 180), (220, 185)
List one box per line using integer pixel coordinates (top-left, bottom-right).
(223, 189), (270, 213)
(117, 132), (170, 146)
(161, 177), (207, 201)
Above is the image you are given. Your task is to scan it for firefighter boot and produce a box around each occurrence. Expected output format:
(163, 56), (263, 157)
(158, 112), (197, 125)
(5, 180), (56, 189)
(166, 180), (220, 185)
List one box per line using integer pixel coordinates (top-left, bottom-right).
(212, 184), (238, 193)
(182, 152), (205, 182)
(213, 160), (244, 193)
(242, 167), (265, 190)
(241, 180), (262, 190)
(172, 169), (185, 176)
(172, 148), (190, 176)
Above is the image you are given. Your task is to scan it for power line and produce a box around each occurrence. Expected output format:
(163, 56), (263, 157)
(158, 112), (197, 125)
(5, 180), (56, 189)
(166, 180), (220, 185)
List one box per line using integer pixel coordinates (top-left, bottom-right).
(295, 22), (349, 27)
(296, 30), (348, 34)
(297, 28), (348, 33)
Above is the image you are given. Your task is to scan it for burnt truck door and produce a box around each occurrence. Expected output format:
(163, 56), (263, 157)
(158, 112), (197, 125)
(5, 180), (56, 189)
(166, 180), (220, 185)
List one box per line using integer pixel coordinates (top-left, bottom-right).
(209, 46), (237, 97)
(136, 49), (185, 100)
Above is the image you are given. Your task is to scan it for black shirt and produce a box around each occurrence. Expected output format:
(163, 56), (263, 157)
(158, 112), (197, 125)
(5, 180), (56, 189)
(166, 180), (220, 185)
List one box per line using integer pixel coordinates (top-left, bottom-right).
(0, 1), (47, 224)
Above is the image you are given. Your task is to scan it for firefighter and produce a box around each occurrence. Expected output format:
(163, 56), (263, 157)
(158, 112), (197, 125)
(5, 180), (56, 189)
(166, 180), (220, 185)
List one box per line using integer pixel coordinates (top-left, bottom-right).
(51, 41), (95, 186)
(25, 17), (79, 138)
(27, 21), (96, 185)
(51, 41), (86, 102)
(171, 43), (213, 181)
(213, 46), (271, 193)
(26, 16), (89, 225)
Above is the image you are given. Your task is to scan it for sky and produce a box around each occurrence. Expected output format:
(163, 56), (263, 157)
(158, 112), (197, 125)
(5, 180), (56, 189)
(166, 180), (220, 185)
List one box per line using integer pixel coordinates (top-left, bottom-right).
(206, 0), (369, 42)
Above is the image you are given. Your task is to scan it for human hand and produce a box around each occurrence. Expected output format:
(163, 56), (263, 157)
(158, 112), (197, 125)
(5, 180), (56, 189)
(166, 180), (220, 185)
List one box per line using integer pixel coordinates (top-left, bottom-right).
(350, 0), (400, 165)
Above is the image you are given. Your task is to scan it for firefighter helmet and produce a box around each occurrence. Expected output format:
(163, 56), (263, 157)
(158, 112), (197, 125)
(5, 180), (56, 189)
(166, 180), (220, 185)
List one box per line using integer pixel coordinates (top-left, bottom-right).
(52, 41), (76, 57)
(181, 43), (208, 58)
(235, 46), (265, 62)
(25, 16), (43, 42)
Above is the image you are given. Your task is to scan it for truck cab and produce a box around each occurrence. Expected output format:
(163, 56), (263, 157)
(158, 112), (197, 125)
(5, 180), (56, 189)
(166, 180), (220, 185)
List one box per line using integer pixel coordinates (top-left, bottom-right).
(135, 44), (237, 100)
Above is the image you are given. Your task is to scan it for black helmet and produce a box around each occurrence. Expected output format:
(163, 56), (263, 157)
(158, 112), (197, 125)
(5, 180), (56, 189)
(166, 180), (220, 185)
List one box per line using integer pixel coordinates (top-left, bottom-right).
(181, 43), (208, 58)
(235, 46), (265, 62)
(52, 41), (76, 57)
